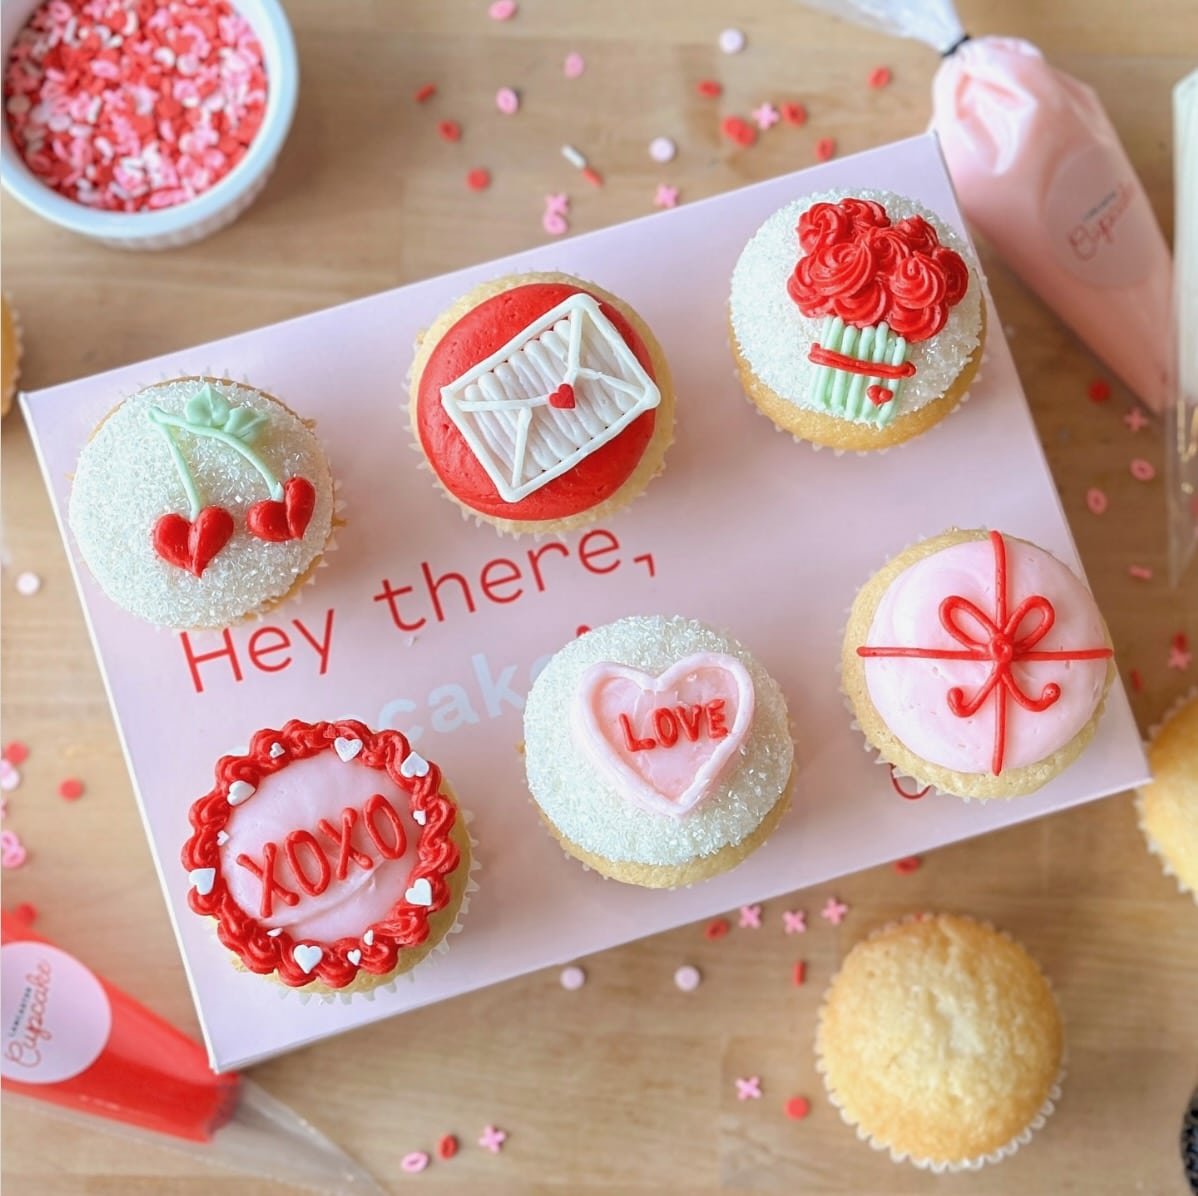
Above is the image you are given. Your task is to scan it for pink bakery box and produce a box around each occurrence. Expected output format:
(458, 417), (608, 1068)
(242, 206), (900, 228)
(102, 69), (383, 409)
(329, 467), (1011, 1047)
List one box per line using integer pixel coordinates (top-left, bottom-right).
(21, 132), (1149, 1071)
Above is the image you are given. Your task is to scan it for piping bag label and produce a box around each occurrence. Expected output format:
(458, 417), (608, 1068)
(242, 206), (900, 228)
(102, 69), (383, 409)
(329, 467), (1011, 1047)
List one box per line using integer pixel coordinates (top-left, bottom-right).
(1, 942), (112, 1084)
(1043, 143), (1157, 288)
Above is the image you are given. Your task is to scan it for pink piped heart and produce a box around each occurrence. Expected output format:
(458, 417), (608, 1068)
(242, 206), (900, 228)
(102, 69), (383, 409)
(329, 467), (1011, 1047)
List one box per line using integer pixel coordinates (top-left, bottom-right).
(867, 385), (893, 406)
(573, 654), (755, 818)
(549, 382), (576, 410)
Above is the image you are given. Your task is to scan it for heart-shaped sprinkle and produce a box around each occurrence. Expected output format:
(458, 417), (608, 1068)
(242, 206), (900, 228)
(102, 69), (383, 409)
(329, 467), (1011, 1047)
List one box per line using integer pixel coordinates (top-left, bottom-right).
(294, 944), (323, 974)
(347, 949), (362, 966)
(400, 752), (430, 778)
(334, 737), (363, 762)
(362, 929), (375, 946)
(246, 477), (316, 543)
(216, 830), (230, 846)
(405, 878), (433, 906)
(227, 780), (255, 806)
(269, 742), (285, 758)
(867, 384), (893, 406)
(267, 928), (283, 938)
(152, 506), (234, 577)
(412, 809), (428, 826)
(189, 867), (216, 896)
(548, 382), (576, 410)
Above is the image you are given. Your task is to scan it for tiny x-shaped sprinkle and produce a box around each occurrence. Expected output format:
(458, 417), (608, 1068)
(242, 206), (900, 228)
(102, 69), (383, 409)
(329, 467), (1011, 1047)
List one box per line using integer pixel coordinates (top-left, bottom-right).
(735, 1076), (762, 1101)
(1124, 407), (1149, 432)
(1169, 644), (1192, 671)
(654, 184), (678, 209)
(544, 193), (569, 217)
(820, 897), (848, 925)
(782, 910), (806, 934)
(752, 102), (779, 130)
(478, 1125), (507, 1152)
(738, 904), (762, 929)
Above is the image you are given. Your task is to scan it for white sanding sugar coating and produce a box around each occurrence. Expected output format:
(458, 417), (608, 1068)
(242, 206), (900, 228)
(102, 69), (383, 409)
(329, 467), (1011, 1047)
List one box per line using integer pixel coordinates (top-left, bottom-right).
(523, 615), (793, 867)
(68, 378), (335, 629)
(729, 188), (983, 421)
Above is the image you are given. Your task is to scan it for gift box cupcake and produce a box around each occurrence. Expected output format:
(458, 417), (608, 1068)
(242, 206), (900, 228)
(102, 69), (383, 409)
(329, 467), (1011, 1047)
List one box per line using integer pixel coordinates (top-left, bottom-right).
(68, 377), (336, 629)
(409, 271), (675, 535)
(182, 719), (475, 995)
(523, 615), (794, 888)
(842, 529), (1115, 799)
(730, 190), (985, 451)
(816, 913), (1063, 1171)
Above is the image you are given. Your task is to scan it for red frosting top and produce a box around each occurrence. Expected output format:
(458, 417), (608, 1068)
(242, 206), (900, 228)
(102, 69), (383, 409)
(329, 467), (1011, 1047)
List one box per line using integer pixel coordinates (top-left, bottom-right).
(181, 719), (461, 990)
(786, 197), (970, 343)
(415, 282), (658, 522)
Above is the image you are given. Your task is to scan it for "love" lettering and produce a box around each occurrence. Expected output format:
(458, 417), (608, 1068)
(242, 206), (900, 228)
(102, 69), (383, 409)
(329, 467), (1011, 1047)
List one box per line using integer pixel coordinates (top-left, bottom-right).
(618, 700), (729, 753)
(237, 792), (407, 917)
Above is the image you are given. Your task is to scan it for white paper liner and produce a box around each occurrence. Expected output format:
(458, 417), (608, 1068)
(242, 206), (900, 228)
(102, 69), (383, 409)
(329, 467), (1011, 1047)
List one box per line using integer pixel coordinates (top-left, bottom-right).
(815, 913), (1066, 1171)
(1134, 686), (1198, 903)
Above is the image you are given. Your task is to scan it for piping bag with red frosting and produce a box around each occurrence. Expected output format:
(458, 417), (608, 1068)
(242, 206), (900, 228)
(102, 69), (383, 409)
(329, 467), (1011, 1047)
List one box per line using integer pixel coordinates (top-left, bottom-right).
(792, 0), (1174, 413)
(0, 912), (386, 1195)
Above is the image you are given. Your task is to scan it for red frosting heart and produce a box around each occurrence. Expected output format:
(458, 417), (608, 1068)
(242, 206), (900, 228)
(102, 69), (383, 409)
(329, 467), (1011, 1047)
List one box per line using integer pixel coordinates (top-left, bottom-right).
(549, 383), (576, 410)
(867, 385), (894, 406)
(246, 477), (317, 543)
(153, 506), (234, 577)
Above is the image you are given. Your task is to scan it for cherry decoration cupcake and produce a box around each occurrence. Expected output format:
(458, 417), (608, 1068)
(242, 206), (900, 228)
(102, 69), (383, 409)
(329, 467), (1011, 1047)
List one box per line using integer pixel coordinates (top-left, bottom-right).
(182, 719), (474, 994)
(410, 271), (675, 535)
(730, 189), (985, 451)
(68, 377), (335, 629)
(842, 529), (1115, 799)
(523, 615), (794, 888)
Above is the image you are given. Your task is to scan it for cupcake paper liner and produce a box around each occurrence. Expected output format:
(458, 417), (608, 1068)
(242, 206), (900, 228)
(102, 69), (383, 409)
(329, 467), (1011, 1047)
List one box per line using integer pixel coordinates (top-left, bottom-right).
(815, 913), (1066, 1172)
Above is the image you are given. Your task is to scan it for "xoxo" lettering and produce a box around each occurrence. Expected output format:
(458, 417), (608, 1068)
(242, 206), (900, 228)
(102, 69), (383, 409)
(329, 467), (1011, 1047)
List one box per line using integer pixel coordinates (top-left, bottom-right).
(618, 700), (729, 753)
(236, 792), (407, 918)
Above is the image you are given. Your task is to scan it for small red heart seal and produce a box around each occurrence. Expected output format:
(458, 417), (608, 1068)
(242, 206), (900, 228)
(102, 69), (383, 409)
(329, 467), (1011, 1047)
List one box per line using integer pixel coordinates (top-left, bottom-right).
(867, 384), (893, 406)
(153, 506), (235, 577)
(247, 477), (317, 543)
(549, 382), (576, 410)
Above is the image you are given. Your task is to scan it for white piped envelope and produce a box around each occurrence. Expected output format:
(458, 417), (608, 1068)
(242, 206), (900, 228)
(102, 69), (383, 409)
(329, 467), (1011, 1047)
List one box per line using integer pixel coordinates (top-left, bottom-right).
(439, 292), (661, 502)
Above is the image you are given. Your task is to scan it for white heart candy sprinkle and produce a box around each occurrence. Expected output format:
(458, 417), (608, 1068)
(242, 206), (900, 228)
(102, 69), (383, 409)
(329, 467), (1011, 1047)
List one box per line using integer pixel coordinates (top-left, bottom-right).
(405, 878), (433, 907)
(269, 742), (285, 758)
(216, 830), (230, 846)
(334, 737), (363, 762)
(294, 944), (323, 974)
(347, 949), (362, 966)
(227, 780), (255, 806)
(412, 809), (427, 826)
(267, 928), (283, 938)
(188, 867), (216, 896)
(362, 929), (375, 946)
(400, 752), (430, 778)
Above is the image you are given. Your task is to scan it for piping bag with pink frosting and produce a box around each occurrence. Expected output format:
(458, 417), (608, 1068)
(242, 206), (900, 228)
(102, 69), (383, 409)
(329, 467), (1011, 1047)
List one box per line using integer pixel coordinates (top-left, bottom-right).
(0, 912), (387, 1196)
(792, 0), (1174, 413)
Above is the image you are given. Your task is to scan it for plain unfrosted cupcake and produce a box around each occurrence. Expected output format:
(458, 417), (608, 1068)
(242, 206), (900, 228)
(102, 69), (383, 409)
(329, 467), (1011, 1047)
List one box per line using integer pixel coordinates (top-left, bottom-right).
(523, 615), (794, 888)
(182, 719), (474, 996)
(69, 376), (336, 629)
(1136, 691), (1198, 901)
(409, 270), (674, 535)
(729, 189), (985, 451)
(842, 529), (1115, 799)
(816, 914), (1063, 1171)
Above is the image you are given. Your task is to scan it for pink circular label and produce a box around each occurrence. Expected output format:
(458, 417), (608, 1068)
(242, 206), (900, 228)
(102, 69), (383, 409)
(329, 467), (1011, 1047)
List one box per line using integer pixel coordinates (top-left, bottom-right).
(1043, 143), (1157, 289)
(1, 941), (111, 1084)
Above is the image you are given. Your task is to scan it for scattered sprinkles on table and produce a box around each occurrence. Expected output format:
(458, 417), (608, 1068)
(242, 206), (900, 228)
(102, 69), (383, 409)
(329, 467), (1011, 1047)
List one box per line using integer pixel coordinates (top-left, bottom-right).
(735, 1076), (762, 1101)
(721, 116), (756, 147)
(815, 137), (836, 161)
(4, 0), (268, 213)
(674, 964), (702, 992)
(0, 761), (21, 792)
(466, 167), (490, 191)
(438, 119), (461, 142)
(400, 1152), (430, 1173)
(1, 829), (28, 869)
(58, 777), (85, 801)
(738, 903), (762, 929)
(782, 909), (806, 934)
(2, 743), (29, 766)
(1124, 406), (1149, 432)
(1086, 487), (1108, 515)
(495, 86), (519, 115)
(696, 79), (722, 98)
(542, 190), (568, 235)
(648, 135), (676, 163)
(563, 52), (584, 78)
(894, 855), (922, 874)
(1130, 458), (1156, 482)
(793, 960), (807, 986)
(820, 896), (849, 925)
(868, 66), (892, 89)
(780, 101), (807, 126)
(488, 0), (517, 19)
(1168, 633), (1192, 671)
(559, 964), (586, 990)
(785, 1096), (811, 1120)
(718, 28), (746, 54)
(15, 572), (41, 596)
(1128, 565), (1154, 581)
(437, 1135), (458, 1160)
(752, 102), (779, 130)
(705, 917), (730, 940)
(1088, 378), (1112, 402)
(478, 1125), (507, 1153)
(413, 82), (436, 103)
(653, 183), (678, 209)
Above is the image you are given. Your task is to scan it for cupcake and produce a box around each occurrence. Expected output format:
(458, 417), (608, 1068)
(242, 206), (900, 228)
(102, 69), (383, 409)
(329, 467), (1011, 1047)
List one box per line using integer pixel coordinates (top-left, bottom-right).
(2, 295), (21, 417)
(68, 377), (336, 629)
(729, 190), (985, 451)
(181, 719), (474, 994)
(409, 271), (674, 535)
(1136, 690), (1198, 901)
(816, 914), (1063, 1170)
(842, 529), (1115, 799)
(523, 615), (794, 888)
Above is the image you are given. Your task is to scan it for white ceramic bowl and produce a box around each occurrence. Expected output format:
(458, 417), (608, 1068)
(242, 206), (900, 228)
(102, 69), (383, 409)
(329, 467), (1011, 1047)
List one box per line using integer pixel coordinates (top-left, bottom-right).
(0, 0), (298, 250)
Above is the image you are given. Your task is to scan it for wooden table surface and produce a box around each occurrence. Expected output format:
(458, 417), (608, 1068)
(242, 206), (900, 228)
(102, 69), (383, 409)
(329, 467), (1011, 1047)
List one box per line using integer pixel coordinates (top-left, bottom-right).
(2, 1), (1196, 1193)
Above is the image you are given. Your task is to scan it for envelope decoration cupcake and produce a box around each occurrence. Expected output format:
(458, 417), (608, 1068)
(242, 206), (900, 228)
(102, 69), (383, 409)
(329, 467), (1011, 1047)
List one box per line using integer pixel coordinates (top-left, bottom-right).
(410, 271), (675, 535)
(182, 719), (473, 993)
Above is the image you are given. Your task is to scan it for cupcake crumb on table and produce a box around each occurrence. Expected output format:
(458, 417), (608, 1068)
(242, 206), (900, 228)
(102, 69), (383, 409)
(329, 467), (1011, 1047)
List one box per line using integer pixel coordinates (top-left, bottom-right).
(816, 913), (1063, 1170)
